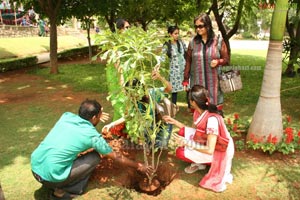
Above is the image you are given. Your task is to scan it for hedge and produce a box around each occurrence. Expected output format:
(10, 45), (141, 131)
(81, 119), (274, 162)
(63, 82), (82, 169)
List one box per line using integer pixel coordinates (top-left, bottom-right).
(0, 45), (99, 73)
(0, 56), (38, 72)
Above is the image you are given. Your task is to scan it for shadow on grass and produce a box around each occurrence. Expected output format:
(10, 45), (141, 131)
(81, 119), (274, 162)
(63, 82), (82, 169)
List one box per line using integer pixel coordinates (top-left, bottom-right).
(273, 166), (300, 199)
(33, 185), (51, 200)
(0, 47), (18, 60)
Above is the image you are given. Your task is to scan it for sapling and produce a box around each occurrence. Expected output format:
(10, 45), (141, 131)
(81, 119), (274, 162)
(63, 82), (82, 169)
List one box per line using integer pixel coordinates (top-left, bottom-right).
(95, 26), (169, 187)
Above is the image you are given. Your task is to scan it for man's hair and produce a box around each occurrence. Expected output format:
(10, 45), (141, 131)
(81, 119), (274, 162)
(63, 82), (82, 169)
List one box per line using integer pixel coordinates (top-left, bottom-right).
(78, 99), (102, 121)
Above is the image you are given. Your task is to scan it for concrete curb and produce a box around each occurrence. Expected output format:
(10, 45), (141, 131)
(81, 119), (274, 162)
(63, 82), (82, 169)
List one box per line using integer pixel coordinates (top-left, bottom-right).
(36, 53), (50, 64)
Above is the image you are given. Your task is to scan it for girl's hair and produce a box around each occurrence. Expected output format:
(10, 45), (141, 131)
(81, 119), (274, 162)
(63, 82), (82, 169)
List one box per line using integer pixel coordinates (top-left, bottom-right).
(165, 25), (182, 58)
(193, 13), (215, 46)
(116, 18), (129, 30)
(188, 85), (220, 115)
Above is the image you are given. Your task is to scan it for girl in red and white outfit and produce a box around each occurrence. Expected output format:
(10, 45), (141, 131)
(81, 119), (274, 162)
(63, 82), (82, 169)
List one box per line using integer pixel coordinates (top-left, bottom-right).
(163, 85), (234, 192)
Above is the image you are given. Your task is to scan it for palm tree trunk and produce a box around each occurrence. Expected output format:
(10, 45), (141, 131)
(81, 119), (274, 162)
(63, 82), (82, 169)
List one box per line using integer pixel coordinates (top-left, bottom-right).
(247, 41), (283, 141)
(247, 0), (289, 142)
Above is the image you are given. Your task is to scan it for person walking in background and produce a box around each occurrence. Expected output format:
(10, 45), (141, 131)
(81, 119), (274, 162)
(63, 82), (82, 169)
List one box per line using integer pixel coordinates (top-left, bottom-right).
(183, 13), (229, 113)
(163, 85), (234, 192)
(38, 18), (45, 37)
(44, 21), (49, 36)
(161, 25), (187, 105)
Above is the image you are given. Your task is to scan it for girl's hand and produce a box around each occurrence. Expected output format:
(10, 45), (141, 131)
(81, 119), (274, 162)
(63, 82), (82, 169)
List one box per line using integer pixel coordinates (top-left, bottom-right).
(171, 133), (186, 146)
(183, 85), (188, 92)
(162, 115), (176, 124)
(101, 123), (113, 133)
(151, 70), (162, 80)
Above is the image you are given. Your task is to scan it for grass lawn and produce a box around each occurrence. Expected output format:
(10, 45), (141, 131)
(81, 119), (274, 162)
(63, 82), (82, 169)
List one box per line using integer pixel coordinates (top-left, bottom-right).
(0, 36), (87, 60)
(0, 44), (300, 199)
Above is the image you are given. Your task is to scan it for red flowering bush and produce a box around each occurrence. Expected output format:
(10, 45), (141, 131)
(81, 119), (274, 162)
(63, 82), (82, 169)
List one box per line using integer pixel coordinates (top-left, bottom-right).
(224, 113), (251, 151)
(246, 115), (300, 155)
(246, 133), (277, 154)
(225, 113), (250, 137)
(277, 127), (300, 154)
(227, 113), (300, 154)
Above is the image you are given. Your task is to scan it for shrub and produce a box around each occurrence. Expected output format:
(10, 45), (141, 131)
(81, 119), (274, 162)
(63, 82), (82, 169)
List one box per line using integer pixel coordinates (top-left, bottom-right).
(58, 45), (99, 59)
(226, 113), (300, 154)
(0, 56), (38, 72)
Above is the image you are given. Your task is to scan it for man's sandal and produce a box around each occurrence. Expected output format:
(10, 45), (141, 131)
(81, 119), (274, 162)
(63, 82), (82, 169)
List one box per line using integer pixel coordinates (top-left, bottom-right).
(50, 191), (79, 200)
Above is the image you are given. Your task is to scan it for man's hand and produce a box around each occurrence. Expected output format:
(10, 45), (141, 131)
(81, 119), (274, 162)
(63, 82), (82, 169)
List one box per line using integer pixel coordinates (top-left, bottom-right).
(137, 163), (155, 177)
(100, 112), (110, 123)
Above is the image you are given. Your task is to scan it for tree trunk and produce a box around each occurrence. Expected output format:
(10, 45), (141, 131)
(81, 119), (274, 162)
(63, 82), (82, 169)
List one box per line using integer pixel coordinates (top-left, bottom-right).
(49, 19), (58, 74)
(0, 182), (5, 200)
(141, 21), (147, 31)
(247, 0), (289, 142)
(86, 22), (92, 61)
(285, 19), (300, 76)
(38, 0), (61, 74)
(247, 41), (283, 141)
(211, 0), (245, 57)
(105, 14), (116, 32)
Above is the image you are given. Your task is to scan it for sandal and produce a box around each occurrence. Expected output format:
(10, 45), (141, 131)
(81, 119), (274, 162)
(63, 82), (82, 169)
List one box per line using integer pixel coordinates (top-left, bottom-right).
(50, 191), (79, 200)
(184, 163), (206, 174)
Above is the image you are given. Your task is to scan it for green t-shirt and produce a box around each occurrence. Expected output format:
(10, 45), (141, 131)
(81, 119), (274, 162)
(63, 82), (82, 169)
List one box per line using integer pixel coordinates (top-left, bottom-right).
(137, 87), (166, 115)
(149, 87), (165, 103)
(31, 112), (112, 182)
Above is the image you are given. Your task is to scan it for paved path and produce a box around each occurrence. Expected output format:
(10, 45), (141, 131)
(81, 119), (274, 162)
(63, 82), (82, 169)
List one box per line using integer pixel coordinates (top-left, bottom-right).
(230, 39), (269, 50)
(36, 53), (50, 64)
(36, 40), (270, 64)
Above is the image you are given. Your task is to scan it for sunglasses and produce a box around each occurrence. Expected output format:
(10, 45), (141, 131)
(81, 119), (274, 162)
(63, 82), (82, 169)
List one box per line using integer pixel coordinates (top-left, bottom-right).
(125, 26), (130, 29)
(194, 24), (206, 29)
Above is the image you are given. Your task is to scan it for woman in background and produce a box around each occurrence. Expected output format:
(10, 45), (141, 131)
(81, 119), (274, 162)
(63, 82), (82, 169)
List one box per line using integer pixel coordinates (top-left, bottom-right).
(161, 25), (187, 105)
(183, 13), (229, 113)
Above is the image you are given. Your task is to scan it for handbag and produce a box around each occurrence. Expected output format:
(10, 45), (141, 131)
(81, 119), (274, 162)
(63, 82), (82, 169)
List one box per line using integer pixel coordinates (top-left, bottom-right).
(218, 70), (242, 93)
(193, 129), (229, 152)
(155, 97), (179, 118)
